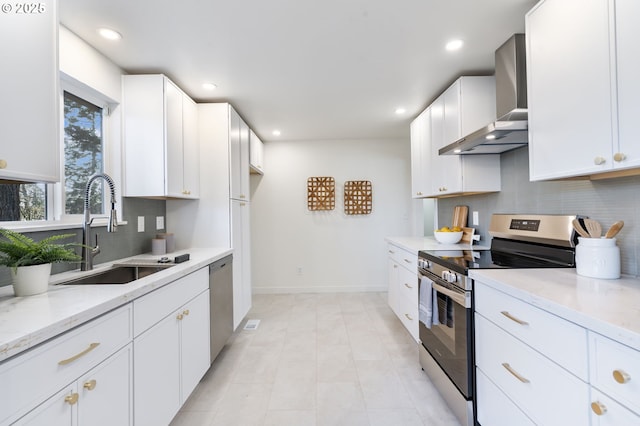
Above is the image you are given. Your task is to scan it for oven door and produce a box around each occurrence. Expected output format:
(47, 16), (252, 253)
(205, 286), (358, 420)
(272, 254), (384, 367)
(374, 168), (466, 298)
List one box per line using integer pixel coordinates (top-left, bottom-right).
(419, 274), (473, 399)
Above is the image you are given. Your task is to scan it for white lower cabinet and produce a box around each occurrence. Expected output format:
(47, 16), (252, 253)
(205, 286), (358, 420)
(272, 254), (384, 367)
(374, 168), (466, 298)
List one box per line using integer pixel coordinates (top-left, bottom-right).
(16, 344), (133, 426)
(475, 313), (589, 426)
(475, 280), (640, 426)
(475, 369), (535, 426)
(133, 268), (210, 426)
(0, 305), (133, 426)
(386, 243), (418, 342)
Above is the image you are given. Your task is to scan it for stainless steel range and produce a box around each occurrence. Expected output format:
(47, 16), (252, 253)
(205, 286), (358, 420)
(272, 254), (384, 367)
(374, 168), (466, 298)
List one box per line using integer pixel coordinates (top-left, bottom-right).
(417, 214), (579, 426)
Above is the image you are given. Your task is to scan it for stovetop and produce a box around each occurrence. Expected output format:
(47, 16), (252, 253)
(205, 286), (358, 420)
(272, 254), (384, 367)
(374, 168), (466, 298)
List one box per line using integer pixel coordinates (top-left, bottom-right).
(419, 214), (580, 275)
(420, 238), (577, 275)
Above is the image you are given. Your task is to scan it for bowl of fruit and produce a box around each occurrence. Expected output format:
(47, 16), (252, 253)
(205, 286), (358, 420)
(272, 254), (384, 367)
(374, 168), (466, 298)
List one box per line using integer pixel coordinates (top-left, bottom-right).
(434, 226), (463, 244)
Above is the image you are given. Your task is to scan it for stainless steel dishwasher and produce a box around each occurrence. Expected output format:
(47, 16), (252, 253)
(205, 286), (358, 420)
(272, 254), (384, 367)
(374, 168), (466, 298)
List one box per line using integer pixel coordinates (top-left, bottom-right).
(209, 255), (233, 363)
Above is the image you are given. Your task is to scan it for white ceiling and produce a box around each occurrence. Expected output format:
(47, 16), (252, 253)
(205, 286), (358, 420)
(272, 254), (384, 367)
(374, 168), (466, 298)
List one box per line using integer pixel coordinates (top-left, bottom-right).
(59, 0), (537, 142)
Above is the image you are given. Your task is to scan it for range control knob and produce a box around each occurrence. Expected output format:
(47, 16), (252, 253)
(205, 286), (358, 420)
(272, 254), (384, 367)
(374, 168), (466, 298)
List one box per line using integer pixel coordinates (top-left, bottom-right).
(442, 271), (457, 283)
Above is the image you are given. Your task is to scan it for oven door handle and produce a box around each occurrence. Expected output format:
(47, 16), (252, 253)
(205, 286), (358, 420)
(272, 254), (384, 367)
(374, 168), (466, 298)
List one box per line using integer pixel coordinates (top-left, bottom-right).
(431, 281), (467, 308)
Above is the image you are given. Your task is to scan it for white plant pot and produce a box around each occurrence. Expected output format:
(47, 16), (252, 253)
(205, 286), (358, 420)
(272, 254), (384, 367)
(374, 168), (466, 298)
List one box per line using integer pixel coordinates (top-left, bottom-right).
(11, 263), (52, 296)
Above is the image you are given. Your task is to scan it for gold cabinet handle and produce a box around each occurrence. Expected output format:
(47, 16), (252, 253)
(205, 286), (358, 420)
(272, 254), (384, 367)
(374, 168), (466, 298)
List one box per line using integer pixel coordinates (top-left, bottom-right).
(613, 152), (626, 162)
(83, 379), (97, 391)
(65, 393), (79, 405)
(416, 192), (423, 196)
(177, 313), (184, 320)
(0, 159), (6, 169)
(58, 343), (100, 365)
(388, 250), (395, 254)
(591, 401), (607, 416)
(393, 264), (398, 269)
(613, 369), (631, 384)
(239, 194), (246, 199)
(183, 309), (190, 316)
(403, 259), (412, 264)
(500, 311), (529, 326)
(594, 156), (606, 165)
(404, 313), (413, 321)
(502, 363), (530, 383)
(404, 283), (413, 289)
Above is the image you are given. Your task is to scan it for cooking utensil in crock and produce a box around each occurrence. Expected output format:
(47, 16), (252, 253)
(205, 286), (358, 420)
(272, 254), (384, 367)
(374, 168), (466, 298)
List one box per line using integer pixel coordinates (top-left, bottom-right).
(604, 220), (624, 239)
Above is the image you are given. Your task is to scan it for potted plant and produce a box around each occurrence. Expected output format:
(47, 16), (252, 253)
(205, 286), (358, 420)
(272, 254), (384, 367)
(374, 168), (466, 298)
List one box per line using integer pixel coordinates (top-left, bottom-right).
(0, 228), (81, 296)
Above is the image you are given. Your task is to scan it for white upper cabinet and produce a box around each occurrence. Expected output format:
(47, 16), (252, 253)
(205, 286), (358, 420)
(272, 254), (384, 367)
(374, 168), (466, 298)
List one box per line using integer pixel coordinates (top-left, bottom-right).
(229, 107), (250, 201)
(410, 107), (431, 198)
(410, 76), (501, 198)
(527, 0), (640, 180)
(249, 129), (264, 174)
(122, 74), (199, 198)
(0, 0), (59, 183)
(613, 0), (640, 171)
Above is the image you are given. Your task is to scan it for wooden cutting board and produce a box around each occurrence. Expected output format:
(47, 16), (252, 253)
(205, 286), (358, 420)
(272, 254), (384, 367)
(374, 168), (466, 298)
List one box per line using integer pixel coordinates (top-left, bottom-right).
(460, 227), (475, 245)
(452, 205), (468, 228)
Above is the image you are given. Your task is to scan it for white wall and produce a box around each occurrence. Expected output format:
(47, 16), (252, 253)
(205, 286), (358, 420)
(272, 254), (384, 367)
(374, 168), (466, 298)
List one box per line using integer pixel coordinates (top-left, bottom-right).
(250, 138), (414, 293)
(58, 25), (124, 216)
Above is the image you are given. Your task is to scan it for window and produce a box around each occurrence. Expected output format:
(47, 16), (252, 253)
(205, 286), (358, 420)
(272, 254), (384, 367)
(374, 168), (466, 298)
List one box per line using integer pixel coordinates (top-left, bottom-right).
(63, 91), (105, 215)
(0, 89), (107, 222)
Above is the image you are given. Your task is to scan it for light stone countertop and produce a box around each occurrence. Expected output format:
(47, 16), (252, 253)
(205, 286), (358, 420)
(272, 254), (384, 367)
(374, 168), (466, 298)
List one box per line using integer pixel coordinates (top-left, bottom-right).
(0, 247), (232, 362)
(470, 268), (640, 351)
(385, 236), (490, 253)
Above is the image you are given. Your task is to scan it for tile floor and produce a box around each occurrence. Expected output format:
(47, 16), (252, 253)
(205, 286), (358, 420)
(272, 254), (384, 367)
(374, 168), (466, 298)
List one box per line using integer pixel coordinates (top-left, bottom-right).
(170, 292), (461, 426)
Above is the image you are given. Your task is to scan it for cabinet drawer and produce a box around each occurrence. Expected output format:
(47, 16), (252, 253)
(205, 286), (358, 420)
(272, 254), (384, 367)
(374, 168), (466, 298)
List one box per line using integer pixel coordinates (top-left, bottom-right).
(589, 332), (640, 415)
(475, 313), (590, 426)
(133, 267), (208, 336)
(475, 282), (588, 380)
(476, 369), (536, 426)
(397, 281), (419, 342)
(0, 304), (132, 425)
(590, 387), (640, 426)
(397, 265), (418, 301)
(387, 244), (417, 272)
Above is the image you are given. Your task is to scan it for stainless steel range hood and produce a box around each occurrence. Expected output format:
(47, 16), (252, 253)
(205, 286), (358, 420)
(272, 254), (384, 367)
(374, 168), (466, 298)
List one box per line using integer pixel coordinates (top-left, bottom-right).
(440, 34), (528, 155)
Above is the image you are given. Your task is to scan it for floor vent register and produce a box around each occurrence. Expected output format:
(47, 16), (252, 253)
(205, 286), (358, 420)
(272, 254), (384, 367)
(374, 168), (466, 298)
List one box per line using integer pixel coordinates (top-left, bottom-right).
(243, 319), (261, 330)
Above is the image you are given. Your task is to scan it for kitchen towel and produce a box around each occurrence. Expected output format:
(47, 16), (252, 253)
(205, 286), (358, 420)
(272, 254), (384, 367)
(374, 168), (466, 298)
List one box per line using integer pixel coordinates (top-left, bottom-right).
(419, 276), (440, 329)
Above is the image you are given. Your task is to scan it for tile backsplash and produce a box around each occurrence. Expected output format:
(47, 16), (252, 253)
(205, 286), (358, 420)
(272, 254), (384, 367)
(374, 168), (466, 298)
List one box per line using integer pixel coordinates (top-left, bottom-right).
(438, 146), (640, 276)
(0, 197), (166, 287)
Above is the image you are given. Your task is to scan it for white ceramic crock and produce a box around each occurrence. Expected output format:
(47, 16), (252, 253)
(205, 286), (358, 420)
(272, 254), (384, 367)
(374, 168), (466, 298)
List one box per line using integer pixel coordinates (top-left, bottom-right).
(575, 237), (620, 279)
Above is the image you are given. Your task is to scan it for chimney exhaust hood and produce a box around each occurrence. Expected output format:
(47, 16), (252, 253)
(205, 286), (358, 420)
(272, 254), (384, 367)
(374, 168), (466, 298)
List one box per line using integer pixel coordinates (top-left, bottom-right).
(440, 34), (528, 155)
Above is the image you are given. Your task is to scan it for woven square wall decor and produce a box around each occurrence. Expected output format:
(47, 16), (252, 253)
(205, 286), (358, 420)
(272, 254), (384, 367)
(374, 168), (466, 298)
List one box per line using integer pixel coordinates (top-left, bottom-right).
(344, 180), (372, 215)
(307, 176), (335, 211)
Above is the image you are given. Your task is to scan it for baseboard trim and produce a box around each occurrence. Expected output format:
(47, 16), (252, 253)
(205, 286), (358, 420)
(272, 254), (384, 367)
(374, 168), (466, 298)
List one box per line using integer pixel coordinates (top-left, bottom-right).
(252, 286), (387, 294)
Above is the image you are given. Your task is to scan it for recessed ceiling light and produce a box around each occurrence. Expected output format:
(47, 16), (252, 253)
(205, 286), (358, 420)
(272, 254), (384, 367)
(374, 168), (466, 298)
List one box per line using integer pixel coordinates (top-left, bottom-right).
(395, 107), (406, 115)
(272, 130), (281, 136)
(485, 134), (497, 140)
(445, 39), (464, 51)
(98, 27), (122, 41)
(202, 83), (217, 90)
(454, 149), (462, 153)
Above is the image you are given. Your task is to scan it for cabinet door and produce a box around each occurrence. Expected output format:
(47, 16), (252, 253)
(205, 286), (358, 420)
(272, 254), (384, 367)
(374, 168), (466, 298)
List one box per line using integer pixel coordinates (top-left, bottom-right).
(430, 96), (462, 196)
(134, 313), (181, 426)
(387, 257), (399, 315)
(613, 0), (640, 170)
(229, 108), (250, 201)
(180, 290), (211, 402)
(590, 387), (640, 426)
(78, 345), (132, 426)
(410, 108), (430, 198)
(165, 79), (185, 197)
(249, 129), (264, 174)
(13, 386), (75, 426)
(527, 0), (613, 180)
(182, 94), (200, 197)
(231, 199), (251, 329)
(443, 80), (461, 147)
(0, 0), (59, 183)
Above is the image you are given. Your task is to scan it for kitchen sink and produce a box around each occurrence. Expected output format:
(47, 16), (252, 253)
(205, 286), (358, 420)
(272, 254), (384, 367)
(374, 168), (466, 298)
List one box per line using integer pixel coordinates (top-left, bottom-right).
(58, 264), (175, 285)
